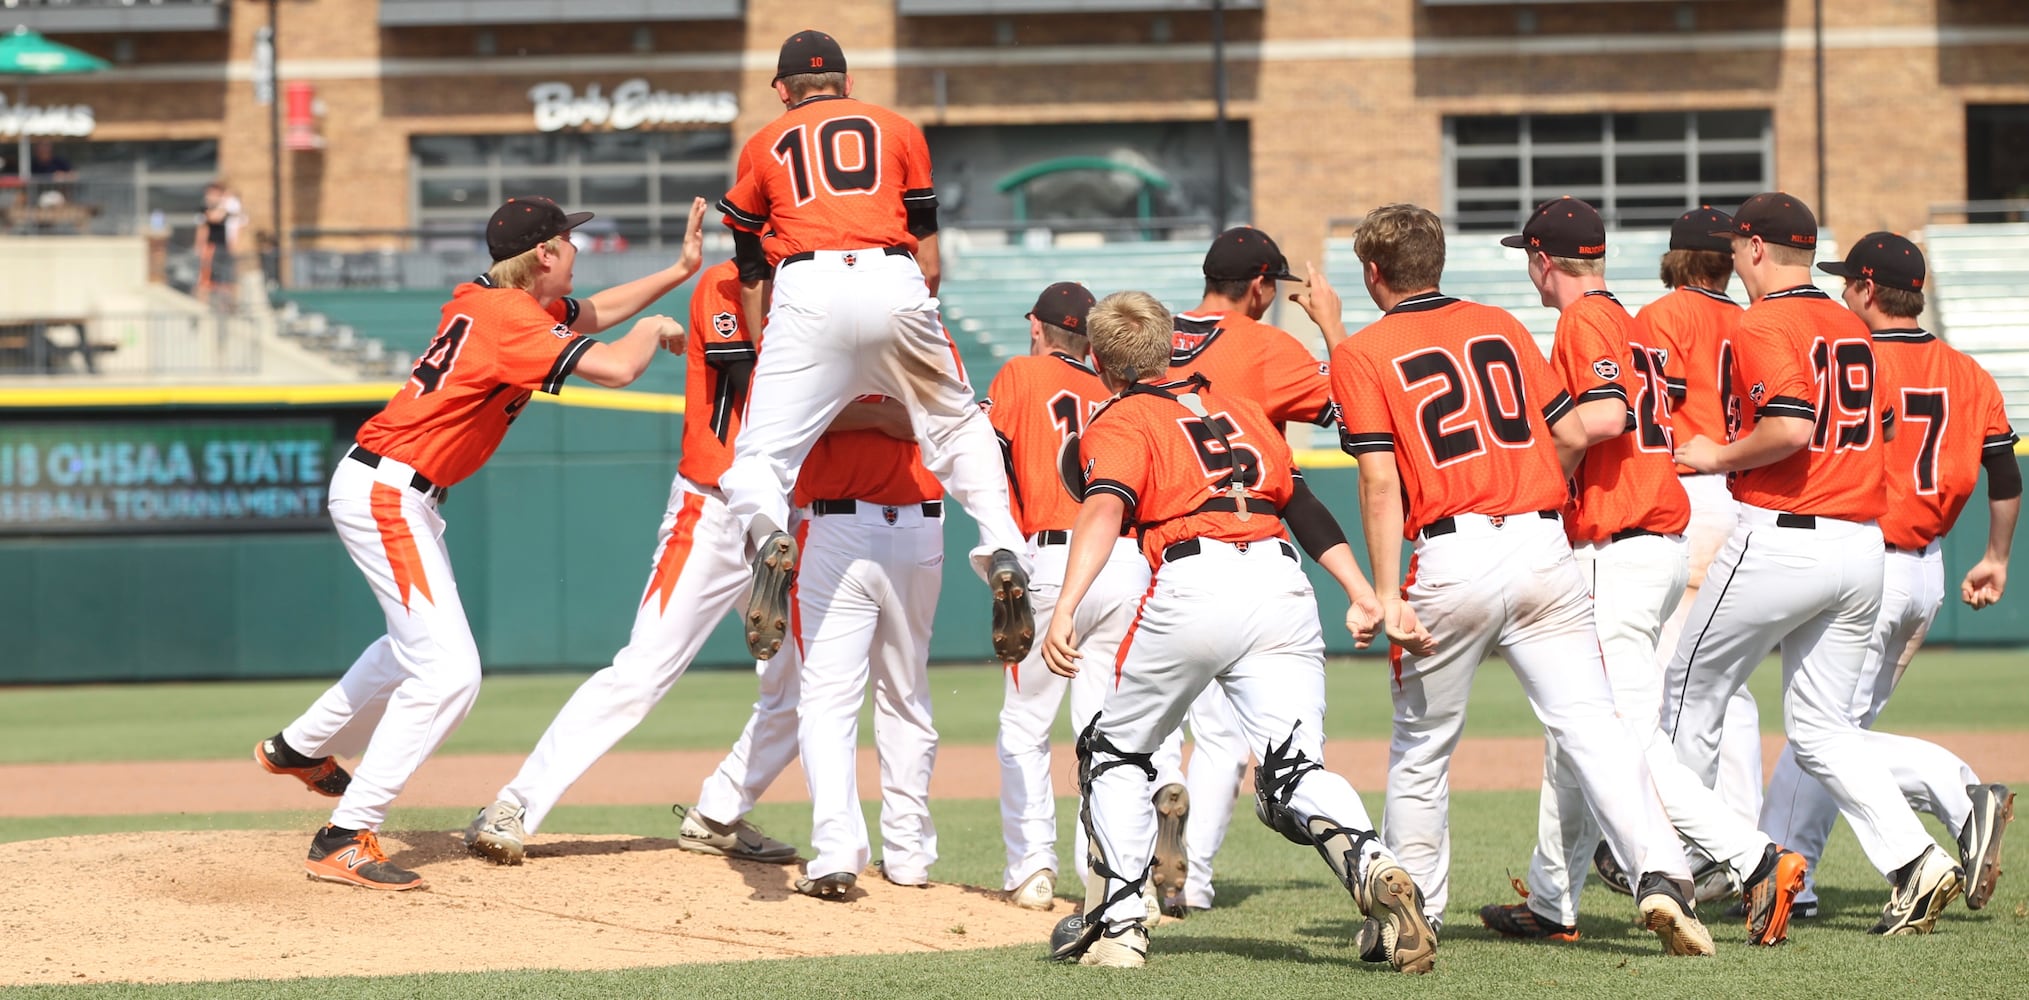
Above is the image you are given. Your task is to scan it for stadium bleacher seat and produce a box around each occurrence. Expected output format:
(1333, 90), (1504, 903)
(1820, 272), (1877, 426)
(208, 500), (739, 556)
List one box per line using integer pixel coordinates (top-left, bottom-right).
(1922, 224), (2029, 426)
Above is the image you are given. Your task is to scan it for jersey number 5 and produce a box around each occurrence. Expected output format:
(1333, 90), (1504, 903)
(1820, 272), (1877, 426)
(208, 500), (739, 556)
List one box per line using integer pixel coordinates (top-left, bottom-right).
(772, 117), (882, 206)
(411, 314), (472, 396)
(1395, 338), (1533, 467)
(1182, 413), (1263, 487)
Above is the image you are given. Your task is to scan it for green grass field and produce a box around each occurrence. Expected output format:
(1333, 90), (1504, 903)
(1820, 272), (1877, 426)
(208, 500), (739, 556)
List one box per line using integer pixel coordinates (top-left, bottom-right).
(2, 651), (2025, 998)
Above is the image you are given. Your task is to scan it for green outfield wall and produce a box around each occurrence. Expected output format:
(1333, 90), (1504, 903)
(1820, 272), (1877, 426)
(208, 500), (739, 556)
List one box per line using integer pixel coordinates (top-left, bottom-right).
(1, 393), (2023, 684)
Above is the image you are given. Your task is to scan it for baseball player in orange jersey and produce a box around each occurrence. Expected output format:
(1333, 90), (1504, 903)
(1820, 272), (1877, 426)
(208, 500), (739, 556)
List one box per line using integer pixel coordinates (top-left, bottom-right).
(1665, 192), (1967, 936)
(715, 30), (1032, 667)
(254, 196), (708, 890)
(1157, 227), (1345, 918)
(459, 258), (801, 867)
(1332, 204), (1714, 956)
(791, 397), (950, 899)
(1043, 291), (1434, 973)
(1760, 233), (2019, 917)
(1636, 208), (1767, 830)
(990, 282), (1188, 915)
(1478, 198), (1803, 945)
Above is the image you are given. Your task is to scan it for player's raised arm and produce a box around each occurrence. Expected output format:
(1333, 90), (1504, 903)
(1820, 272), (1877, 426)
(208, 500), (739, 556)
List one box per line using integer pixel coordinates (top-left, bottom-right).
(573, 198), (709, 334)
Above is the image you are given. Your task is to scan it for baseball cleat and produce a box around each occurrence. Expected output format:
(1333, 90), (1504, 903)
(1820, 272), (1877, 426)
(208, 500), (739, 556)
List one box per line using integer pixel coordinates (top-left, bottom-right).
(1353, 917), (1390, 963)
(742, 530), (798, 660)
(794, 870), (856, 902)
(1078, 921), (1149, 968)
(255, 734), (351, 797)
(1871, 844), (1963, 935)
(1592, 840), (1633, 896)
(987, 549), (1034, 662)
(1692, 857), (1739, 904)
(1958, 783), (2013, 910)
(464, 800), (528, 865)
(1740, 844), (1808, 946)
(1150, 783), (1191, 919)
(305, 825), (426, 891)
(1636, 871), (1716, 957)
(674, 804), (798, 864)
(1479, 901), (1579, 942)
(1011, 868), (1057, 911)
(1362, 861), (1437, 974)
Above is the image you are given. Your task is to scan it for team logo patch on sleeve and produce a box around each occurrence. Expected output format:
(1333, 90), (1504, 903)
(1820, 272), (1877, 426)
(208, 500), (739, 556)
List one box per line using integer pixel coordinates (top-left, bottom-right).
(1749, 381), (1766, 403)
(1592, 358), (1620, 380)
(551, 323), (573, 339)
(712, 311), (738, 338)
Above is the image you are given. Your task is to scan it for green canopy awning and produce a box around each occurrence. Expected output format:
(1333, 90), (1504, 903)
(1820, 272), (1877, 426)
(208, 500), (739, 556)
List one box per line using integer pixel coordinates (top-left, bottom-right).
(1, 26), (108, 182)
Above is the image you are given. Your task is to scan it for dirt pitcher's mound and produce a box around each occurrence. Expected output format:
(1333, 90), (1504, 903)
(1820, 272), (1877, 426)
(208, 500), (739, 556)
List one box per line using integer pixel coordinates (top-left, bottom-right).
(0, 830), (1062, 986)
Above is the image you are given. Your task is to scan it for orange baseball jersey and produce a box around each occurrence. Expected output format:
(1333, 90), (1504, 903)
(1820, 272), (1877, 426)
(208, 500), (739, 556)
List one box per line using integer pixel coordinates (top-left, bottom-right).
(1169, 310), (1336, 429)
(1549, 290), (1691, 542)
(355, 277), (589, 487)
(1080, 382), (1295, 566)
(1332, 293), (1576, 540)
(718, 95), (934, 261)
(1634, 285), (1743, 471)
(1872, 329), (2019, 548)
(678, 260), (755, 488)
(984, 352), (1111, 536)
(792, 396), (941, 508)
(1726, 286), (1891, 522)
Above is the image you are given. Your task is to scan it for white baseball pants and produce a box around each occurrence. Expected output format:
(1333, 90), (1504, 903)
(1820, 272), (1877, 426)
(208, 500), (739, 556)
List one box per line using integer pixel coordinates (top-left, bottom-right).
(494, 476), (795, 833)
(1524, 532), (1775, 925)
(1386, 514), (1691, 923)
(284, 454), (481, 832)
(798, 502), (945, 883)
(717, 250), (1025, 579)
(1181, 683), (1248, 909)
(996, 535), (1184, 891)
(1084, 541), (1391, 928)
(1761, 540), (1978, 905)
(1663, 505), (1939, 878)
(1658, 472), (1764, 822)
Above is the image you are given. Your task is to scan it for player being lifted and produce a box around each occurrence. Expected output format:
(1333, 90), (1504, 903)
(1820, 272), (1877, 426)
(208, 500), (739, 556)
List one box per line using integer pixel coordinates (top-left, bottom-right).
(1041, 290), (1434, 973)
(714, 30), (1032, 667)
(1759, 232), (2018, 922)
(255, 196), (708, 889)
(1330, 203), (1714, 955)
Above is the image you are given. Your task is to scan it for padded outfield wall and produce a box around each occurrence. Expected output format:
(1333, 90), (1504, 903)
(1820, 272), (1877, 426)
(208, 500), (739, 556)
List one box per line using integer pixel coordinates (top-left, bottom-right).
(0, 388), (2023, 684)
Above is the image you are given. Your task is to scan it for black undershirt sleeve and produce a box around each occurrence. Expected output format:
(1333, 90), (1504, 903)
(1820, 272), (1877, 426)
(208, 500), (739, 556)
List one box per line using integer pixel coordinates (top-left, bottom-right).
(1984, 448), (2023, 501)
(732, 230), (768, 283)
(1281, 475), (1349, 562)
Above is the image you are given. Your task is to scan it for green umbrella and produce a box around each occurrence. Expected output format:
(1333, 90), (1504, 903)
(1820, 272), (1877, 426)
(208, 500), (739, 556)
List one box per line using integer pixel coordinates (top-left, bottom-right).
(0, 26), (110, 181)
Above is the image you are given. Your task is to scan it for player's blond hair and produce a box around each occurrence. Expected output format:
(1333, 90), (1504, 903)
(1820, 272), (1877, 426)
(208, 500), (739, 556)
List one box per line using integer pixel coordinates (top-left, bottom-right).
(1087, 291), (1173, 384)
(783, 72), (847, 101)
(1546, 255), (1605, 278)
(486, 236), (566, 291)
(1355, 204), (1446, 292)
(1767, 244), (1815, 267)
(1038, 320), (1089, 354)
(1660, 249), (1733, 291)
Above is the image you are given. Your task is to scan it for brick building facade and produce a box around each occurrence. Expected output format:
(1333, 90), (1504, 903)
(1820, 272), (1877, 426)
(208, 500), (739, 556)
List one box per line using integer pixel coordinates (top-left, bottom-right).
(12, 0), (2029, 269)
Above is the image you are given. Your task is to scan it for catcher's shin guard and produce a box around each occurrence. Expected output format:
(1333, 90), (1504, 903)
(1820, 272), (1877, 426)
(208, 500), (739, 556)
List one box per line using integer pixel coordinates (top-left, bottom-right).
(1253, 724), (1324, 846)
(1065, 715), (1159, 951)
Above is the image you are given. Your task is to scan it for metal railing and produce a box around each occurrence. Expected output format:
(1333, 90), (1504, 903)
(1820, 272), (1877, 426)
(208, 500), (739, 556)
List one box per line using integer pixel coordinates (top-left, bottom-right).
(0, 313), (261, 377)
(1928, 200), (2029, 226)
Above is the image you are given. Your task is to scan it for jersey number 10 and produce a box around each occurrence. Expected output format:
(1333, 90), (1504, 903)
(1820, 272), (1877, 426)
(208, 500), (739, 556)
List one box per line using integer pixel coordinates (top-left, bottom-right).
(772, 117), (882, 206)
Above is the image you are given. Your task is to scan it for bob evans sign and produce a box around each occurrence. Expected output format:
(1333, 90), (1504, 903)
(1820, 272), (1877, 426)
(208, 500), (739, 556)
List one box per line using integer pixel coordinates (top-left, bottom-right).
(0, 93), (94, 138)
(529, 80), (737, 132)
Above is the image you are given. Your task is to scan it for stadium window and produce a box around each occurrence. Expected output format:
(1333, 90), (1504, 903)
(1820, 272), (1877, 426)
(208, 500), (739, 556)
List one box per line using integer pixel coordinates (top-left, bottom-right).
(1443, 111), (1772, 230)
(410, 130), (732, 250)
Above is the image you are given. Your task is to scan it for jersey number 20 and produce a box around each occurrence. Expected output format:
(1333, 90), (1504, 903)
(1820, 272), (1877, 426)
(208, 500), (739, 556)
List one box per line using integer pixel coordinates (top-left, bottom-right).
(772, 117), (881, 206)
(1395, 338), (1533, 467)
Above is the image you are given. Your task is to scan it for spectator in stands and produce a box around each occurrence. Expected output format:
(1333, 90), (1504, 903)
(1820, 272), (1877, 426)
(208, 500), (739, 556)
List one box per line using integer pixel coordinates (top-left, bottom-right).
(194, 181), (246, 311)
(28, 141), (75, 180)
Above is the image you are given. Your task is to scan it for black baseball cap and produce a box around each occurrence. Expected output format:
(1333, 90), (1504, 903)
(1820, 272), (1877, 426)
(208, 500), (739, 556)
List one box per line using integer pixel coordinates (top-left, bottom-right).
(775, 30), (847, 81)
(487, 196), (593, 262)
(1818, 231), (1926, 291)
(1203, 226), (1299, 282)
(1028, 281), (1096, 331)
(1500, 196), (1606, 259)
(1670, 207), (1735, 253)
(1714, 192), (1818, 250)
